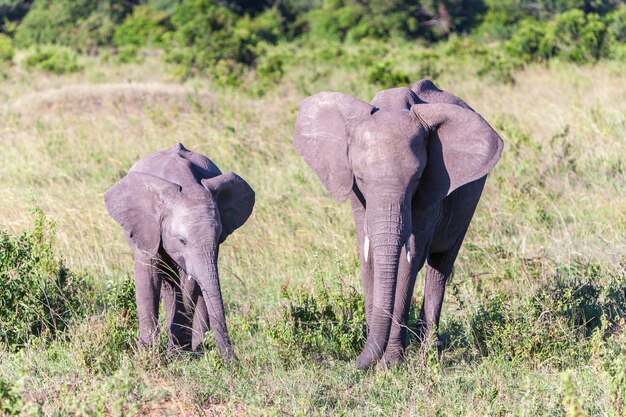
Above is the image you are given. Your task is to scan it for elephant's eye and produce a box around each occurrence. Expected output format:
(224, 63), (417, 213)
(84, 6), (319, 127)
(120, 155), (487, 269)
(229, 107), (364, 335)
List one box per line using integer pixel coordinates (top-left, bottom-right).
(177, 237), (187, 246)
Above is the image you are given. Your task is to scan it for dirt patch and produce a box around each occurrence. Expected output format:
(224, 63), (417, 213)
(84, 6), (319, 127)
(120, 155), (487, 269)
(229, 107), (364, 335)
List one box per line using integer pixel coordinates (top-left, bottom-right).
(7, 82), (215, 119)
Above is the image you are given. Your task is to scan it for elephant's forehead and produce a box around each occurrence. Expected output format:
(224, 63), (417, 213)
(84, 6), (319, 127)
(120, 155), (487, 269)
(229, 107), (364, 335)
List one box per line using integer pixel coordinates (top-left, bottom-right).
(353, 111), (420, 143)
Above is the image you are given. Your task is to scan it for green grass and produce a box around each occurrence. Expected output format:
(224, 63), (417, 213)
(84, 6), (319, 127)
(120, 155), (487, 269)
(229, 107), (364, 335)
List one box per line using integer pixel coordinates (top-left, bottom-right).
(0, 43), (624, 415)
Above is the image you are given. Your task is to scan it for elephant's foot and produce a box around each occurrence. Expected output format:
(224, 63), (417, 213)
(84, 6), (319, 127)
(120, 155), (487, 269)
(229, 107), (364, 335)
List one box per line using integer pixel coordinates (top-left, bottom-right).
(382, 345), (405, 367)
(355, 346), (382, 370)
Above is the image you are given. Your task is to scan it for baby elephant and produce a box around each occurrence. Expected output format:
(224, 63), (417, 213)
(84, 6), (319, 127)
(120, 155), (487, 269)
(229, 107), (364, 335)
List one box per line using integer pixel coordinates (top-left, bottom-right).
(105, 143), (255, 359)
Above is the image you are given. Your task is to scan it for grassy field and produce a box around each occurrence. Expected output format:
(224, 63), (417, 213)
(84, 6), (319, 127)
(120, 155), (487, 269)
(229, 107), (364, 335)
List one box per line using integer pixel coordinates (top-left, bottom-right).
(0, 45), (625, 416)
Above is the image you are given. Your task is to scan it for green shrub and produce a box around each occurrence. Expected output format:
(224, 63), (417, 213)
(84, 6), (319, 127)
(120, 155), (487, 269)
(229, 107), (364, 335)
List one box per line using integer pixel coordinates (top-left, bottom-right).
(604, 5), (626, 60)
(268, 271), (366, 362)
(114, 45), (144, 64)
(367, 60), (411, 88)
(22, 46), (82, 74)
(0, 210), (91, 351)
(163, 0), (279, 82)
(113, 5), (170, 48)
(540, 10), (609, 63)
(0, 33), (15, 63)
(455, 259), (626, 367)
(14, 0), (134, 52)
(506, 19), (549, 62)
(305, 6), (363, 43)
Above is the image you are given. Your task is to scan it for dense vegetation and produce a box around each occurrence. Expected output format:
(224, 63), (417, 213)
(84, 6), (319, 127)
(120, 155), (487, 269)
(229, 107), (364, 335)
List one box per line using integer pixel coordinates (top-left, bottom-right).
(0, 0), (625, 82)
(0, 0), (624, 415)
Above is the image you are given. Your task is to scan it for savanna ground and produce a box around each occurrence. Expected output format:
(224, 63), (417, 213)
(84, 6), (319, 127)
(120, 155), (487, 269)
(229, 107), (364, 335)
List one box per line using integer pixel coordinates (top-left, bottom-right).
(0, 43), (625, 416)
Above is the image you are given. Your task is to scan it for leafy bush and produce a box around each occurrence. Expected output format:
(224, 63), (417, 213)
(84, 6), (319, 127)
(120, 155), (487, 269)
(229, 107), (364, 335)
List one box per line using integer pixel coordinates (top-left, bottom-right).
(14, 0), (134, 52)
(367, 61), (411, 88)
(506, 19), (549, 62)
(268, 271), (366, 362)
(455, 259), (626, 367)
(114, 45), (144, 64)
(113, 5), (170, 48)
(0, 33), (15, 63)
(163, 0), (281, 82)
(542, 10), (609, 63)
(0, 210), (90, 351)
(22, 46), (82, 74)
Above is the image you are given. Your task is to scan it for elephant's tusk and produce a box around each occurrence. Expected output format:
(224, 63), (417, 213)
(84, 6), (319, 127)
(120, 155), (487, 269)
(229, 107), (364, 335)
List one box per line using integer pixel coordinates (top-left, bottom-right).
(405, 240), (411, 264)
(364, 235), (370, 263)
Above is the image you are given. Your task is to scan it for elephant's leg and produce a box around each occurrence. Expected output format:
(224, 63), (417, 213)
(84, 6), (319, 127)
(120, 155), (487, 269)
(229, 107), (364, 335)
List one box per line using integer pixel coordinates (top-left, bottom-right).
(192, 291), (210, 351)
(417, 177), (486, 350)
(417, 247), (459, 351)
(349, 190), (374, 330)
(133, 251), (162, 348)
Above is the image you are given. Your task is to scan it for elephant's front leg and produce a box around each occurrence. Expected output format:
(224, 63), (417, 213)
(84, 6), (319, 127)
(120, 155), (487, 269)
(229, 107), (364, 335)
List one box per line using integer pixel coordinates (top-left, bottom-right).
(133, 251), (162, 348)
(384, 202), (439, 364)
(349, 191), (374, 330)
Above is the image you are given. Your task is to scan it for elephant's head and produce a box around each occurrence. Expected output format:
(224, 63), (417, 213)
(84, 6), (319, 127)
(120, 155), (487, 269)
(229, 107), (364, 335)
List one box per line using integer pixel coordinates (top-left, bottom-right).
(104, 170), (255, 358)
(294, 79), (503, 368)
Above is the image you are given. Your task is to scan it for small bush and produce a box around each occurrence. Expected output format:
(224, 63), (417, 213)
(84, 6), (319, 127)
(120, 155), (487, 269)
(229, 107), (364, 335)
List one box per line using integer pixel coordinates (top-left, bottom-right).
(114, 45), (144, 64)
(75, 275), (136, 375)
(506, 19), (549, 62)
(22, 46), (82, 74)
(0, 34), (15, 64)
(367, 61), (411, 88)
(113, 5), (169, 48)
(14, 0), (134, 52)
(0, 209), (91, 351)
(268, 272), (366, 362)
(163, 0), (280, 82)
(455, 259), (626, 367)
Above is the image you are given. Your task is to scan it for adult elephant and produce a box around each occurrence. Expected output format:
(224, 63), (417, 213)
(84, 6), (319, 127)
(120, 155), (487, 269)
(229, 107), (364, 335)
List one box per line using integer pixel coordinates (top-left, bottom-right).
(293, 80), (503, 369)
(105, 143), (255, 359)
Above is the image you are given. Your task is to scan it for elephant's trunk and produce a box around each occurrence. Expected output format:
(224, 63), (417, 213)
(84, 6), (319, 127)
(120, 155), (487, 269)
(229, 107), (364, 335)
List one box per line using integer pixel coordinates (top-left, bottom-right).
(355, 200), (408, 370)
(193, 246), (234, 360)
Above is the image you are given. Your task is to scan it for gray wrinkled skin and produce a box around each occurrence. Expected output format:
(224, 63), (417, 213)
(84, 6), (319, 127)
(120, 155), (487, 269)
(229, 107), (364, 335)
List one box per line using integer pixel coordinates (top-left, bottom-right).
(105, 143), (255, 359)
(294, 80), (504, 370)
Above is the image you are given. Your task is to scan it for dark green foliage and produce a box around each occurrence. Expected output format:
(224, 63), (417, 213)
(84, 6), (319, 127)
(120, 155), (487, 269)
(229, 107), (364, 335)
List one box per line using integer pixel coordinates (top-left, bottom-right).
(304, 0), (424, 43)
(503, 8), (622, 63)
(0, 210), (90, 351)
(0, 0), (31, 32)
(268, 271), (366, 362)
(542, 10), (609, 63)
(113, 5), (169, 47)
(367, 61), (411, 88)
(163, 0), (282, 82)
(13, 0), (135, 52)
(22, 46), (82, 74)
(505, 19), (549, 62)
(2, 0), (624, 77)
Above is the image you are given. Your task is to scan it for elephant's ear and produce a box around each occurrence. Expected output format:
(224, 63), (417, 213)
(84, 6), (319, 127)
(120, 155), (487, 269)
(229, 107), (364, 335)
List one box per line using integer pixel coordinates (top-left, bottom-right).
(202, 172), (255, 243)
(294, 92), (374, 201)
(411, 102), (503, 205)
(104, 172), (181, 256)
